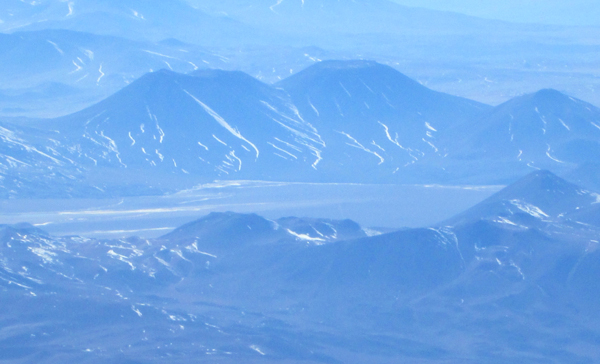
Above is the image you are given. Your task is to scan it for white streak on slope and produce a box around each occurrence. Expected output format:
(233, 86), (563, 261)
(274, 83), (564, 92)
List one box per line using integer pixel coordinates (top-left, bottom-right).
(142, 50), (179, 60)
(46, 40), (64, 55)
(338, 131), (384, 165)
(269, 0), (283, 13)
(339, 82), (351, 97)
(268, 142), (297, 159)
(546, 144), (565, 164)
(509, 200), (550, 219)
(212, 135), (227, 146)
(229, 150), (242, 171)
(286, 229), (325, 243)
(425, 122), (437, 132)
(558, 118), (570, 131)
(307, 97), (319, 116)
(185, 90), (259, 158)
(70, 60), (82, 73)
(97, 64), (105, 83)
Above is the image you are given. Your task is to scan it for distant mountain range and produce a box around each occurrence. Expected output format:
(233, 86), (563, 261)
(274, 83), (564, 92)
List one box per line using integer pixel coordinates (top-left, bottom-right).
(3, 0), (600, 112)
(0, 0), (535, 45)
(0, 29), (341, 117)
(1, 60), (599, 197)
(0, 0), (260, 46)
(2, 170), (600, 363)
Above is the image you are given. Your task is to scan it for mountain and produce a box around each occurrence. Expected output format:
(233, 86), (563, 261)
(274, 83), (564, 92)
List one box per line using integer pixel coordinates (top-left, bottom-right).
(390, 0), (600, 27)
(195, 0), (533, 48)
(450, 89), (600, 169)
(162, 212), (366, 247)
(276, 60), (490, 179)
(0, 0), (262, 46)
(444, 170), (600, 227)
(0, 60), (497, 197)
(46, 68), (327, 186)
(0, 30), (344, 118)
(0, 29), (235, 117)
(161, 212), (367, 253)
(5, 62), (600, 197)
(2, 194), (600, 362)
(3, 168), (600, 361)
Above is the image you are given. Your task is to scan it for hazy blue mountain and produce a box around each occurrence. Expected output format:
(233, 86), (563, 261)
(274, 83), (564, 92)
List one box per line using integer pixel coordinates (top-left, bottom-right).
(0, 29), (345, 118)
(5, 0), (600, 112)
(276, 60), (491, 179)
(45, 68), (329, 187)
(195, 0), (532, 48)
(441, 89), (600, 183)
(0, 61), (497, 197)
(451, 89), (600, 165)
(389, 0), (600, 27)
(0, 29), (225, 87)
(0, 0), (262, 46)
(0, 29), (235, 117)
(5, 60), (600, 196)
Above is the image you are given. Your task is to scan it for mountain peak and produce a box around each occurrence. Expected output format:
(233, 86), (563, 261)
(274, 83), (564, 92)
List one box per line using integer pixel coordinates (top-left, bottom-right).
(504, 169), (573, 192)
(491, 170), (590, 204)
(277, 59), (417, 89)
(528, 88), (577, 107)
(532, 88), (566, 99)
(444, 170), (596, 226)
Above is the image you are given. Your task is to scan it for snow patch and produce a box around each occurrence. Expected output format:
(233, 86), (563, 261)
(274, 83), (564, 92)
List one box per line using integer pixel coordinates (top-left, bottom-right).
(185, 90), (259, 158)
(286, 229), (325, 244)
(46, 40), (64, 55)
(425, 122), (437, 132)
(509, 200), (550, 219)
(338, 131), (384, 165)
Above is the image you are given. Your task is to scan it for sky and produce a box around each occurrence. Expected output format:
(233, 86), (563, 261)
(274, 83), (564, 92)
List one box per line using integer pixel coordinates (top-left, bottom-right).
(390, 0), (600, 26)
